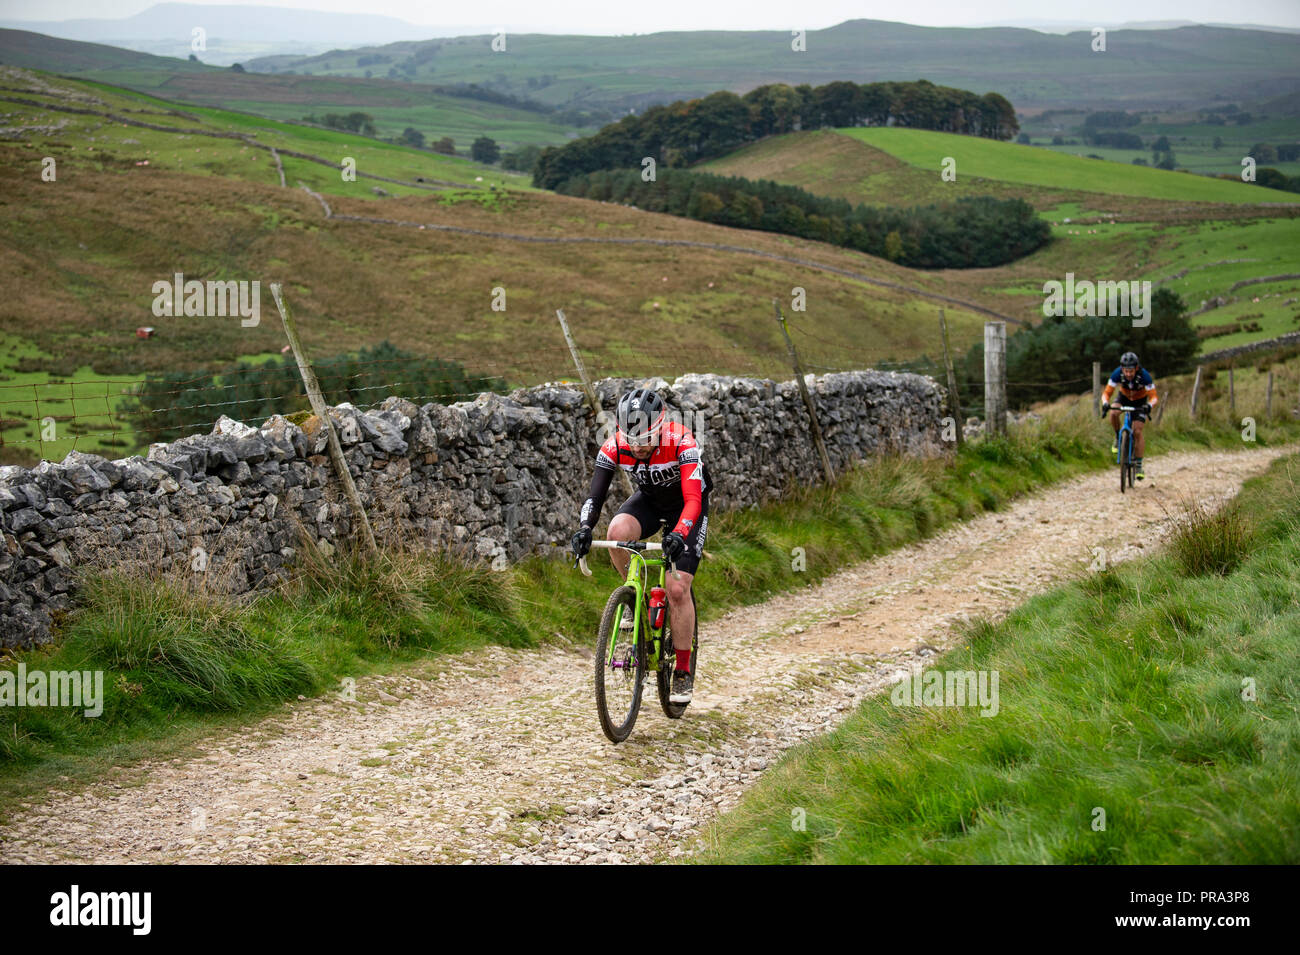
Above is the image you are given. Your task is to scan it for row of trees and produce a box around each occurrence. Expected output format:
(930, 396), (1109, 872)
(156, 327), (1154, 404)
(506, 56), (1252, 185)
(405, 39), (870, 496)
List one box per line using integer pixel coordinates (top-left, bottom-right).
(533, 80), (1019, 190)
(556, 168), (1049, 269)
(501, 144), (542, 173)
(427, 136), (540, 171)
(1248, 143), (1300, 162)
(301, 115), (457, 156)
(302, 111), (378, 136)
(294, 118), (535, 171)
(1081, 107), (1258, 129)
(1230, 167), (1300, 193)
(125, 343), (503, 446)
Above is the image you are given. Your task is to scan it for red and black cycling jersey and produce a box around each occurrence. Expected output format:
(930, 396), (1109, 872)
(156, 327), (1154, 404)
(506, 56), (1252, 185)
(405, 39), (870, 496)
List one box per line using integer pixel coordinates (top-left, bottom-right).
(579, 421), (711, 537)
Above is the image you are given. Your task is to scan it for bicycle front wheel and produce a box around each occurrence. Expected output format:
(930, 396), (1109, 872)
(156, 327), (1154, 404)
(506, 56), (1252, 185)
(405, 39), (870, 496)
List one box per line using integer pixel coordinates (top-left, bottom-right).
(1119, 432), (1130, 494)
(594, 586), (645, 743)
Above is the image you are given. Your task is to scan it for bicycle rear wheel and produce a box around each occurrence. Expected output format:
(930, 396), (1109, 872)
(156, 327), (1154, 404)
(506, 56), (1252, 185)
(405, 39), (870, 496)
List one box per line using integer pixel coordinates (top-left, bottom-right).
(594, 586), (645, 743)
(658, 589), (699, 720)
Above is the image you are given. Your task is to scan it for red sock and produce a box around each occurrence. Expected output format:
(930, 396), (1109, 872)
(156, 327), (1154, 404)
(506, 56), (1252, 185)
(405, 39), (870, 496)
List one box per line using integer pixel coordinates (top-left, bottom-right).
(675, 649), (691, 673)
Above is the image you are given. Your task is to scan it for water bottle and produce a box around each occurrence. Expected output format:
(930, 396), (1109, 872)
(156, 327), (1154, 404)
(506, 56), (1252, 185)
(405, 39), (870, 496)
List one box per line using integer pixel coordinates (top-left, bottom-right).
(648, 587), (667, 631)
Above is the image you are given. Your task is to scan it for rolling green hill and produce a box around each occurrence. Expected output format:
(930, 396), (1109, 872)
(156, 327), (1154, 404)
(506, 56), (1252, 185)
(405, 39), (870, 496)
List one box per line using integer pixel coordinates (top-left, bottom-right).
(0, 68), (1006, 465)
(703, 128), (1299, 206)
(701, 127), (1300, 346)
(1019, 108), (1300, 179)
(701, 129), (1082, 208)
(838, 127), (1297, 204)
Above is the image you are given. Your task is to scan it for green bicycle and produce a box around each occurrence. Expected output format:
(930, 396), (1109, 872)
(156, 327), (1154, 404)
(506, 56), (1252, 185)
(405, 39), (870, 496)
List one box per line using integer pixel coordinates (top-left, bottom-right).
(578, 540), (698, 743)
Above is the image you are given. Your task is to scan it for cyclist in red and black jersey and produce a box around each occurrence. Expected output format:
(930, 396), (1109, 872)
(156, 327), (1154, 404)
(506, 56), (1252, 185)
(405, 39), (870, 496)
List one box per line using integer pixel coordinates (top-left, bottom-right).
(571, 388), (710, 705)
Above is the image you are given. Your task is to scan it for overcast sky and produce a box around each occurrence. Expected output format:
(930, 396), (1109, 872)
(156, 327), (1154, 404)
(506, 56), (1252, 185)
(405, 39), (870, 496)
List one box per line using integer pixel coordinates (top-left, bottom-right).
(3, 0), (1299, 31)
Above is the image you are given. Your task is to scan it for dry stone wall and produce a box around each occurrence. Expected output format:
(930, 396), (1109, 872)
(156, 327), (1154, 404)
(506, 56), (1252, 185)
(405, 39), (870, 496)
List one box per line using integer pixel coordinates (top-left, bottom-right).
(0, 370), (945, 647)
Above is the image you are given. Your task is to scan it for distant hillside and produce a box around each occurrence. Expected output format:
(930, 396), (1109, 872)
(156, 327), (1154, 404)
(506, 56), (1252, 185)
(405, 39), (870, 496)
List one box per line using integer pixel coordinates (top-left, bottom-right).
(0, 3), (435, 64)
(700, 130), (1085, 209)
(244, 20), (1300, 113)
(0, 29), (594, 151)
(698, 125), (1300, 356)
(0, 28), (212, 73)
(9, 21), (1299, 152)
(967, 19), (1300, 34)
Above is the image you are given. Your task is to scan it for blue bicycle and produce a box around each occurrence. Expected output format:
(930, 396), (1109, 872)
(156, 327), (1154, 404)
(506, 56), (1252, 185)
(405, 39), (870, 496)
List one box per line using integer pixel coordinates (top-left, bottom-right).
(1103, 403), (1142, 493)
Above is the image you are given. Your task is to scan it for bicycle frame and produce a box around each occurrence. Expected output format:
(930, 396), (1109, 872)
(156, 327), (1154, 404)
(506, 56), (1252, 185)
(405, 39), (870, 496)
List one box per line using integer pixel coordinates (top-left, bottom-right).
(1110, 403), (1142, 492)
(1116, 406), (1136, 465)
(579, 541), (673, 671)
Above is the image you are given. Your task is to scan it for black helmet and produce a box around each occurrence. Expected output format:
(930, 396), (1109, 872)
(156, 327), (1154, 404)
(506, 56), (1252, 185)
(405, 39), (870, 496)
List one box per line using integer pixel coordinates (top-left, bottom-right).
(1121, 352), (1139, 368)
(617, 387), (666, 444)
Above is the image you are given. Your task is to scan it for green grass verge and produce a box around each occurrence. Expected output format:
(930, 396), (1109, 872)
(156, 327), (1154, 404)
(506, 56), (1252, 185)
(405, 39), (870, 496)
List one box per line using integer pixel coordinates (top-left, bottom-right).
(695, 451), (1300, 864)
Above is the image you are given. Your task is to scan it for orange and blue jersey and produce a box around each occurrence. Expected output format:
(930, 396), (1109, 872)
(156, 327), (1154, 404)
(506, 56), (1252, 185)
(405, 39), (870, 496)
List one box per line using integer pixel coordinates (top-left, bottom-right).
(1102, 367), (1158, 407)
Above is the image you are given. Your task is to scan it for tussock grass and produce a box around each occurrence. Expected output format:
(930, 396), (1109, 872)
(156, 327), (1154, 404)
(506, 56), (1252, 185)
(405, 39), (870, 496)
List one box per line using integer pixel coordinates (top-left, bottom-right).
(70, 574), (313, 711)
(1166, 496), (1252, 577)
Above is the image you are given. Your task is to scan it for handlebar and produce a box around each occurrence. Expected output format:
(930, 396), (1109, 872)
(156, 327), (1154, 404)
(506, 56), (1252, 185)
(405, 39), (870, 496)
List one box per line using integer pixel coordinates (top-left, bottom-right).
(576, 540), (679, 580)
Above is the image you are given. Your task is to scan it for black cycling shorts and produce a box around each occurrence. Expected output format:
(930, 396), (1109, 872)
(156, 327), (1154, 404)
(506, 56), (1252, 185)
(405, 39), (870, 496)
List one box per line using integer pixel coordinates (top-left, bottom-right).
(613, 487), (710, 575)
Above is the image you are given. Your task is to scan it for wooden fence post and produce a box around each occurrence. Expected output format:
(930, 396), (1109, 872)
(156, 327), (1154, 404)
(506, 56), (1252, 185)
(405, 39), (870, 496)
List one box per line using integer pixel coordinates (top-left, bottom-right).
(270, 283), (378, 559)
(556, 309), (634, 498)
(1266, 370), (1274, 420)
(773, 300), (835, 485)
(1190, 365), (1203, 419)
(939, 309), (963, 448)
(984, 322), (1007, 438)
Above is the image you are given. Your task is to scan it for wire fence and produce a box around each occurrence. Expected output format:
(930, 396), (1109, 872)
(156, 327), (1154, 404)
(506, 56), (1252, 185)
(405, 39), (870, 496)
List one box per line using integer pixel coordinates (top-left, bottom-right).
(0, 309), (1101, 466)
